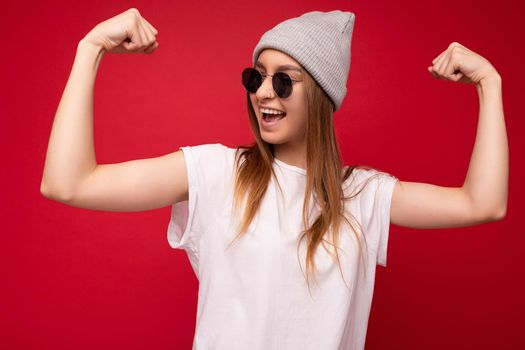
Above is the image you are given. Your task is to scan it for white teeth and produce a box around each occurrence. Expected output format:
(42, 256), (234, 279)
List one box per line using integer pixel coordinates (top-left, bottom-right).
(261, 107), (285, 115)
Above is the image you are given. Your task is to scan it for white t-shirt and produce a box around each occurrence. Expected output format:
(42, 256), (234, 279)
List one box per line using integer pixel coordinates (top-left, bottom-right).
(167, 143), (398, 350)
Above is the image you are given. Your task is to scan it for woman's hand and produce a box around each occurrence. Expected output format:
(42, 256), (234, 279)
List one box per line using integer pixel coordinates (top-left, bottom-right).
(81, 8), (159, 54)
(427, 42), (499, 86)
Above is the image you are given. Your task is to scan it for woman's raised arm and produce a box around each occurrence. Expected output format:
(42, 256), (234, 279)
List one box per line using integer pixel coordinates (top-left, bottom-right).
(390, 42), (508, 228)
(40, 8), (187, 212)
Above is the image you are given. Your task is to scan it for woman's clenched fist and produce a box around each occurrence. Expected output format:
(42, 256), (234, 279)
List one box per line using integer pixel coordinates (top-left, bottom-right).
(82, 8), (159, 54)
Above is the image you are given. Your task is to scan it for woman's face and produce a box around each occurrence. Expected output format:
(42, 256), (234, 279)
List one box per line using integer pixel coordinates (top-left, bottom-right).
(249, 49), (308, 146)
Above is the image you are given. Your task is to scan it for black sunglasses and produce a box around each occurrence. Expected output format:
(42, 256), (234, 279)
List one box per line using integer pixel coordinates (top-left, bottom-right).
(241, 67), (303, 99)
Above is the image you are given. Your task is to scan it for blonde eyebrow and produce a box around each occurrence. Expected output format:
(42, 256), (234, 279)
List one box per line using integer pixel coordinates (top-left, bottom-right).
(255, 61), (303, 73)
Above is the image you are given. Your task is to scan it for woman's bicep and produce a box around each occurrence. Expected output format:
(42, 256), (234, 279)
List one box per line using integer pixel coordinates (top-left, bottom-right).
(59, 150), (189, 212)
(390, 180), (497, 229)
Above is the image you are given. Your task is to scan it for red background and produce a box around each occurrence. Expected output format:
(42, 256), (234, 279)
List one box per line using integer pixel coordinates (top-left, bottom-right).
(2, 0), (524, 349)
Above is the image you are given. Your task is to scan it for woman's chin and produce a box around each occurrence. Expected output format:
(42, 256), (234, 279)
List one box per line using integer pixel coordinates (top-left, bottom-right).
(261, 133), (287, 145)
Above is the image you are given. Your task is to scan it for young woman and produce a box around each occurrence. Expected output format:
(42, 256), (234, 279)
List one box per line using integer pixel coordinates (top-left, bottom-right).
(40, 7), (508, 350)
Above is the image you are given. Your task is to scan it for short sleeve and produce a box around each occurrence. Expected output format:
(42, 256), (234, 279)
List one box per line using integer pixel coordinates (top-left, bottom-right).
(373, 173), (399, 267)
(166, 143), (234, 274)
(167, 145), (200, 252)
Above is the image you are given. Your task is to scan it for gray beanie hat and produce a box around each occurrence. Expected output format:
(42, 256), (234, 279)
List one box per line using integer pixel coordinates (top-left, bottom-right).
(252, 10), (355, 112)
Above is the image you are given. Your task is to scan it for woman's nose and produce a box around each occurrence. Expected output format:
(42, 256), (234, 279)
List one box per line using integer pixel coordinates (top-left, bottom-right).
(255, 75), (274, 100)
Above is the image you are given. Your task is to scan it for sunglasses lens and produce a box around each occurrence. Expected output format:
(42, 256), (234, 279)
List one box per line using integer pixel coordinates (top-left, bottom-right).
(273, 72), (293, 98)
(242, 68), (261, 93)
(241, 68), (293, 98)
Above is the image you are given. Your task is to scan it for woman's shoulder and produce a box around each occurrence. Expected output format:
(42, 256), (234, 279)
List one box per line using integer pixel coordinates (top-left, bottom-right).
(345, 165), (394, 179)
(344, 166), (378, 181)
(342, 166), (395, 195)
(181, 142), (238, 158)
(177, 143), (239, 174)
(183, 142), (229, 152)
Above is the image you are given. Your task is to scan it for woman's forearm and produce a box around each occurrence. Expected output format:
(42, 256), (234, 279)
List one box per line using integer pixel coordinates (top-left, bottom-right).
(463, 74), (508, 218)
(40, 40), (106, 200)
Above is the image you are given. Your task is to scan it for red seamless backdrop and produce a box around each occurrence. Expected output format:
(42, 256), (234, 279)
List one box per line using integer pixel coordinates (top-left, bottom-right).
(2, 0), (524, 349)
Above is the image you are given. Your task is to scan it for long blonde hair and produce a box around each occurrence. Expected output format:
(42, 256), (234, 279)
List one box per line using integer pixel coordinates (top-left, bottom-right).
(227, 67), (382, 294)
